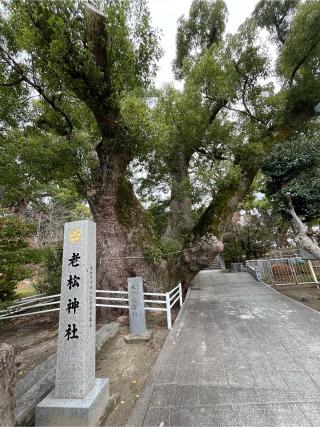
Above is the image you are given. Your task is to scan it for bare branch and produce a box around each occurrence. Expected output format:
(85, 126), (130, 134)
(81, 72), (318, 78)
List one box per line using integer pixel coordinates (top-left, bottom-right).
(225, 105), (254, 119)
(192, 147), (227, 162)
(232, 60), (261, 122)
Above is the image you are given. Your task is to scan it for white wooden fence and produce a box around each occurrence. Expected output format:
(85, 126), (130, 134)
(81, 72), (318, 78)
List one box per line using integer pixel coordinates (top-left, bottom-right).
(0, 283), (183, 329)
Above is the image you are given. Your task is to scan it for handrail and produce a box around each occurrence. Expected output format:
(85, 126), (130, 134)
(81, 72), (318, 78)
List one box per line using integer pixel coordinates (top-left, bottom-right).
(96, 290), (128, 294)
(1, 283), (183, 329)
(0, 307), (60, 320)
(6, 294), (61, 310)
(168, 285), (180, 295)
(169, 290), (180, 302)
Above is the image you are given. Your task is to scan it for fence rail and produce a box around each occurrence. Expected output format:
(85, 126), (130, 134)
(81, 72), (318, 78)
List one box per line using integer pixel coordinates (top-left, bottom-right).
(0, 284), (183, 329)
(246, 257), (320, 286)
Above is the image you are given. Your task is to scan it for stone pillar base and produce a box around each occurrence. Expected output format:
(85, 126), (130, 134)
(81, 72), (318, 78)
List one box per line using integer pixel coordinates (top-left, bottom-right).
(124, 331), (152, 343)
(35, 378), (109, 427)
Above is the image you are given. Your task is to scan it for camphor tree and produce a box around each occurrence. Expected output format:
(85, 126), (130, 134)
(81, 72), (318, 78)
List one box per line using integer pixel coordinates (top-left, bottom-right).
(139, 0), (320, 265)
(0, 210), (40, 301)
(262, 129), (320, 259)
(1, 0), (320, 296)
(222, 192), (287, 265)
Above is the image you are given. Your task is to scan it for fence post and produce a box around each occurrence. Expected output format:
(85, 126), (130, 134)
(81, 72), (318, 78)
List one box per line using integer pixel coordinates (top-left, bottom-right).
(269, 260), (276, 285)
(178, 283), (183, 308)
(308, 260), (318, 284)
(166, 292), (172, 330)
(288, 258), (298, 285)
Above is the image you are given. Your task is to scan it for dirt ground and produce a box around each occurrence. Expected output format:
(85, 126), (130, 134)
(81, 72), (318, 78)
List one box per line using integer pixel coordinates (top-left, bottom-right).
(272, 283), (320, 312)
(0, 312), (59, 379)
(2, 283), (320, 425)
(99, 314), (169, 426)
(0, 310), (171, 426)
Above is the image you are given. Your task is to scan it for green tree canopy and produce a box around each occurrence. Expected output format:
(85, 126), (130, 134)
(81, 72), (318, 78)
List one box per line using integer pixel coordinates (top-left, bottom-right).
(1, 0), (320, 292)
(263, 128), (320, 223)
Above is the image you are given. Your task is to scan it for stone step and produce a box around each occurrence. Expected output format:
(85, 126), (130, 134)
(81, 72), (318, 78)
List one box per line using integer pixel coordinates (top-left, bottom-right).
(205, 258), (221, 270)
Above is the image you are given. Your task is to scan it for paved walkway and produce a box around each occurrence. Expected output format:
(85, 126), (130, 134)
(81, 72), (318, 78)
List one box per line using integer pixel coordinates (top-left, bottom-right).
(127, 271), (320, 426)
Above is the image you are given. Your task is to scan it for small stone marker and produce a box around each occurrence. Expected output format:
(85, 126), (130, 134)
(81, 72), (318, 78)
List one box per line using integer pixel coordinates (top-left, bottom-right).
(36, 220), (110, 426)
(0, 343), (15, 427)
(256, 268), (262, 282)
(125, 277), (151, 343)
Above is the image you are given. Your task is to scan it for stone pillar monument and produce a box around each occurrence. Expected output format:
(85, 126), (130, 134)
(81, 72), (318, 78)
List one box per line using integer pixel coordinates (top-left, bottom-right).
(36, 220), (109, 426)
(0, 343), (15, 427)
(125, 277), (151, 343)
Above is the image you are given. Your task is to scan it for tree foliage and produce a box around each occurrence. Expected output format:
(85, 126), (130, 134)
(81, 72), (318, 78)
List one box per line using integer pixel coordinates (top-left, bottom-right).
(1, 0), (320, 289)
(0, 211), (40, 301)
(262, 129), (320, 223)
(173, 0), (227, 79)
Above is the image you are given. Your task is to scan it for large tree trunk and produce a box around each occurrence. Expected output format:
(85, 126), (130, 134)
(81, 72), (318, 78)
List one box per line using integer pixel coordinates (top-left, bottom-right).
(86, 145), (223, 300)
(165, 151), (193, 239)
(87, 149), (166, 293)
(276, 221), (290, 248)
(167, 234), (224, 285)
(194, 166), (259, 239)
(286, 195), (320, 259)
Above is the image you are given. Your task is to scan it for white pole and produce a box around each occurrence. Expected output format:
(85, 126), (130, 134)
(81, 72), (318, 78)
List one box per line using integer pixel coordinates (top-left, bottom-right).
(166, 292), (172, 329)
(178, 283), (183, 307)
(308, 260), (318, 283)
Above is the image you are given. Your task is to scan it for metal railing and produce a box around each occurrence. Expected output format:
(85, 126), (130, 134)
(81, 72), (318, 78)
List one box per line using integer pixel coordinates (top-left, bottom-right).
(246, 264), (262, 282)
(0, 294), (61, 320)
(0, 283), (183, 329)
(246, 257), (320, 286)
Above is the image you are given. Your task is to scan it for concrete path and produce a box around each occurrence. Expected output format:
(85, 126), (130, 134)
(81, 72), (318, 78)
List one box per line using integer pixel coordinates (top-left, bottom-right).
(127, 271), (320, 426)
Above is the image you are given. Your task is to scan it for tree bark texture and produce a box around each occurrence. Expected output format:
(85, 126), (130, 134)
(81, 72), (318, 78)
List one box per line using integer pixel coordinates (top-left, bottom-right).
(0, 343), (15, 427)
(87, 144), (224, 296)
(165, 151), (194, 239)
(194, 166), (259, 239)
(276, 221), (290, 248)
(286, 195), (320, 260)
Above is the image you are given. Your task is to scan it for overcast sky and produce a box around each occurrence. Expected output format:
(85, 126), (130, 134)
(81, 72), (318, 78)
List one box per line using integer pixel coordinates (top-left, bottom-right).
(148, 0), (259, 88)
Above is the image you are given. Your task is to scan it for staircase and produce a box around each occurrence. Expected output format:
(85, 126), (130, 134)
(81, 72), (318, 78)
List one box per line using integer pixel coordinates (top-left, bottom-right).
(206, 255), (224, 270)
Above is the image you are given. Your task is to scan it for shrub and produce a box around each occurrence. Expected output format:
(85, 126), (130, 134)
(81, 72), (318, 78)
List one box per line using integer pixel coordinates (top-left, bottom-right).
(0, 211), (40, 301)
(34, 244), (62, 295)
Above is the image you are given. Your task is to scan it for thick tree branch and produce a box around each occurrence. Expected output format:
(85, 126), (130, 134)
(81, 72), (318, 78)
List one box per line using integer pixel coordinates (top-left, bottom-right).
(273, 11), (287, 44)
(285, 193), (320, 260)
(231, 60), (262, 123)
(225, 105), (258, 121)
(289, 35), (320, 86)
(203, 94), (228, 123)
(22, 3), (114, 138)
(0, 46), (74, 135)
(284, 193), (305, 236)
(240, 77), (257, 120)
(193, 165), (259, 239)
(193, 147), (227, 162)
